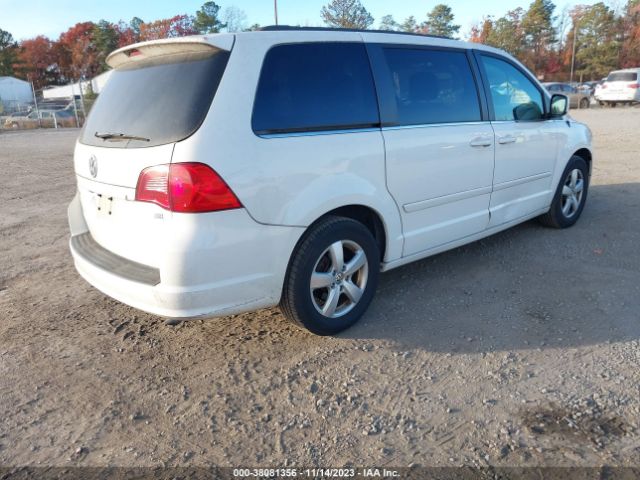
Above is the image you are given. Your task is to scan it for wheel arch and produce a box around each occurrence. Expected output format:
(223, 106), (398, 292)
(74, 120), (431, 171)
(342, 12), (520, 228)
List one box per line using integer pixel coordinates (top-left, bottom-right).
(573, 148), (593, 176)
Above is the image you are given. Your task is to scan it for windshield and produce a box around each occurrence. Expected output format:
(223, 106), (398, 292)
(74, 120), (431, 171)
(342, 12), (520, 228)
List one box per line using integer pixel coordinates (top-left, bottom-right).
(607, 72), (637, 82)
(80, 50), (229, 148)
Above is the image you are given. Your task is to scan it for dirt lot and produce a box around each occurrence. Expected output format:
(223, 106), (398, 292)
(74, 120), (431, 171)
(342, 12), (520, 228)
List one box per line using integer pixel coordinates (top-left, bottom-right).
(1, 109), (639, 472)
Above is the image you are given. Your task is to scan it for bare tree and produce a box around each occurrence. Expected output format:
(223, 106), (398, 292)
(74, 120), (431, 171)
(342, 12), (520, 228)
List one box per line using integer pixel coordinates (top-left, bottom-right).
(223, 6), (248, 33)
(321, 0), (374, 29)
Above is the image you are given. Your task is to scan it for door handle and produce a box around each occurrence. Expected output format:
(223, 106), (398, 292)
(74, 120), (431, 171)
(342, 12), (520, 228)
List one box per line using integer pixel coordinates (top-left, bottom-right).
(469, 137), (493, 148)
(498, 135), (517, 145)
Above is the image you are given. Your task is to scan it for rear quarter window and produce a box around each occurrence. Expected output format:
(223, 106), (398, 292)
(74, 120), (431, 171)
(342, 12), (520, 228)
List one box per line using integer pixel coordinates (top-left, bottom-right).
(252, 43), (380, 135)
(607, 72), (638, 82)
(380, 47), (482, 126)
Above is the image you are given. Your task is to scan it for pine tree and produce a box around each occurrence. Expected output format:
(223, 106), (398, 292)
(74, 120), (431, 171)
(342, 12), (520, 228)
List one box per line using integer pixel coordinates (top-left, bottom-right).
(400, 16), (418, 33)
(320, 0), (374, 29)
(423, 4), (460, 38)
(379, 15), (399, 32)
(0, 29), (18, 76)
(193, 2), (227, 34)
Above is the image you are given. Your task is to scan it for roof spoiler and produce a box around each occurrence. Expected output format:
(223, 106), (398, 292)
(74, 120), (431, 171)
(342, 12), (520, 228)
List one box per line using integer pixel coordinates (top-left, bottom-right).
(107, 36), (234, 69)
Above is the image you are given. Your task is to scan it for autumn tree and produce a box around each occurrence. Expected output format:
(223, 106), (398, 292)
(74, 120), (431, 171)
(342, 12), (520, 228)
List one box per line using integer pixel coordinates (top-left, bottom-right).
(321, 0), (374, 29)
(193, 2), (226, 34)
(139, 15), (198, 41)
(621, 0), (640, 67)
(57, 22), (100, 81)
(422, 4), (460, 38)
(469, 17), (493, 44)
(379, 15), (399, 31)
(14, 36), (59, 88)
(0, 28), (18, 76)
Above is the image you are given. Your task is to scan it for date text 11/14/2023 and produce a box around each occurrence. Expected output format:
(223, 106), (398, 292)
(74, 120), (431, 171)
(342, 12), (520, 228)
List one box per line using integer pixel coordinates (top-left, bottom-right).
(232, 468), (400, 478)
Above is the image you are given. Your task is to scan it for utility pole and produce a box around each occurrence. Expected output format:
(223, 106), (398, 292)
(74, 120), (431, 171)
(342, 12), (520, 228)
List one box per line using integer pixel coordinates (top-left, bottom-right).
(570, 22), (578, 84)
(29, 77), (41, 128)
(70, 82), (80, 128)
(274, 0), (279, 25)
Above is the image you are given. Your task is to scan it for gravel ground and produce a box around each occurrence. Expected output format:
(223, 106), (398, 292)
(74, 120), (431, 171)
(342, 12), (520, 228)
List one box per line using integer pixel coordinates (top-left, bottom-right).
(1, 109), (639, 471)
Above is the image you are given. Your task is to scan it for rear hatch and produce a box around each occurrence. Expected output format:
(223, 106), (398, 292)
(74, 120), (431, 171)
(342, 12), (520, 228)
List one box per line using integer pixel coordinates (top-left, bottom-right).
(74, 38), (232, 266)
(603, 71), (638, 95)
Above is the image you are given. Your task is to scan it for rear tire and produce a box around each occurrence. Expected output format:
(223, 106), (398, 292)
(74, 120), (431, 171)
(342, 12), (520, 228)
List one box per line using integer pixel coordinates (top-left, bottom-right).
(580, 98), (590, 109)
(538, 156), (589, 229)
(280, 216), (380, 336)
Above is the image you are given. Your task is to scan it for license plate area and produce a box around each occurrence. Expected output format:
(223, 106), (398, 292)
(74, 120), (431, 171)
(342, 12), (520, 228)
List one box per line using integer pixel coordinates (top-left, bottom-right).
(91, 192), (114, 217)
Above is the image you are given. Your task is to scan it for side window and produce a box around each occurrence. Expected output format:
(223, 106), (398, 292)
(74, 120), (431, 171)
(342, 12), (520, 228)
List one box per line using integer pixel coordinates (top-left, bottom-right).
(381, 48), (481, 126)
(480, 55), (544, 121)
(252, 43), (379, 135)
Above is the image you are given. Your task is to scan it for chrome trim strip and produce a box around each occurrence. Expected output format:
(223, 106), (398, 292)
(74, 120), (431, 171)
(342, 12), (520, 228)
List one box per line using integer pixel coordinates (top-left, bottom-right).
(403, 186), (493, 213)
(493, 172), (552, 192)
(259, 128), (381, 139)
(383, 121), (489, 132)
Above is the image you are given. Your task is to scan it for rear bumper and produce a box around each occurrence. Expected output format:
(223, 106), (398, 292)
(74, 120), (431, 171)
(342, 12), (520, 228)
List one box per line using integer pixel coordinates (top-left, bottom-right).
(68, 193), (304, 319)
(596, 91), (640, 102)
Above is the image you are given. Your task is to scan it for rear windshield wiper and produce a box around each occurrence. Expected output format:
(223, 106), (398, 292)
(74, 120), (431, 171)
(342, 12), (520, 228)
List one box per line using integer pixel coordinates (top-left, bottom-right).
(95, 132), (150, 142)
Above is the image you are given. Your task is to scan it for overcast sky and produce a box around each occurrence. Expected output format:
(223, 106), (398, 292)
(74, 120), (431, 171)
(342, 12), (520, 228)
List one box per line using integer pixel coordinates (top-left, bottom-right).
(2, 0), (605, 41)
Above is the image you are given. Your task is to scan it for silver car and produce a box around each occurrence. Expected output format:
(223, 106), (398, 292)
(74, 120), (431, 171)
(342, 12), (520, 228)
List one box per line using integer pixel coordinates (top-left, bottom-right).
(543, 82), (591, 109)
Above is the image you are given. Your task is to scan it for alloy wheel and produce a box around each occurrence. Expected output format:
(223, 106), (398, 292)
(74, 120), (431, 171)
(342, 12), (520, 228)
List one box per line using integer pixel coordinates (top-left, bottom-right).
(309, 240), (369, 319)
(561, 168), (585, 218)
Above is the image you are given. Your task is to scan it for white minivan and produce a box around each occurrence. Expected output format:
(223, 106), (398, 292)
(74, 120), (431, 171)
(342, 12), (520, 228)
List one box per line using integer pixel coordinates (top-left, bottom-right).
(596, 68), (640, 106)
(68, 27), (593, 335)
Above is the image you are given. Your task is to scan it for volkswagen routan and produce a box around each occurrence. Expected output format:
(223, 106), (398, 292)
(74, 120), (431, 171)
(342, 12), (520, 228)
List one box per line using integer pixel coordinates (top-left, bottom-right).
(68, 27), (593, 335)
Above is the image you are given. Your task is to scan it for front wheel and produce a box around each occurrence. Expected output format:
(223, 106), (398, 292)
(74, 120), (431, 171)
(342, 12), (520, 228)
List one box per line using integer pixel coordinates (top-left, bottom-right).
(580, 98), (590, 109)
(280, 216), (380, 335)
(538, 156), (589, 229)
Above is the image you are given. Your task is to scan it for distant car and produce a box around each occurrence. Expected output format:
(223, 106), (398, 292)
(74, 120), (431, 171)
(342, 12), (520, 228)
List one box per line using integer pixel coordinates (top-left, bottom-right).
(577, 81), (598, 97)
(595, 68), (640, 106)
(543, 82), (591, 109)
(4, 109), (76, 129)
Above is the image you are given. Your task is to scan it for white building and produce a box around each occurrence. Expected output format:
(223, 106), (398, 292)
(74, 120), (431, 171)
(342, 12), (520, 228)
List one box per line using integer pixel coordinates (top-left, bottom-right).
(0, 76), (32, 112)
(42, 70), (113, 100)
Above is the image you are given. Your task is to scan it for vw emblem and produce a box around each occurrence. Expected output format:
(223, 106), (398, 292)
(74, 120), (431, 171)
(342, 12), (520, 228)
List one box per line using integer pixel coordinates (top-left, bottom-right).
(89, 155), (98, 178)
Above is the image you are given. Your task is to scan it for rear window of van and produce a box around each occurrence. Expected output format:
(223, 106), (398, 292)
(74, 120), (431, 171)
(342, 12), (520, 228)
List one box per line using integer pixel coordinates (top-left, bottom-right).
(81, 50), (229, 148)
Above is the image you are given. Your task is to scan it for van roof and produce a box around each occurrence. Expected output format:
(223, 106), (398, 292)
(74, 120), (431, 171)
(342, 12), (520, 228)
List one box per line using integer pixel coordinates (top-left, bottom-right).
(609, 68), (640, 73)
(259, 25), (450, 40)
(108, 29), (512, 69)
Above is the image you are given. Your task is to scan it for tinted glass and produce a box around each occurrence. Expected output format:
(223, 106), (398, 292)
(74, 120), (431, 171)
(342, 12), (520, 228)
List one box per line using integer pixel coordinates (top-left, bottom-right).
(252, 43), (379, 134)
(382, 48), (481, 125)
(480, 55), (544, 121)
(607, 72), (638, 82)
(81, 51), (229, 148)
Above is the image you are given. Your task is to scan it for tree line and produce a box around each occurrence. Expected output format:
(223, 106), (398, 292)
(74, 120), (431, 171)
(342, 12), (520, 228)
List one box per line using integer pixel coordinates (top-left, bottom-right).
(1, 0), (639, 90)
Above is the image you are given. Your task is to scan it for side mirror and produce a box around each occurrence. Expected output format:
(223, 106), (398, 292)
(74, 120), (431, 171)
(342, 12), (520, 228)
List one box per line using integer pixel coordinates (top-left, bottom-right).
(513, 102), (543, 121)
(550, 94), (569, 117)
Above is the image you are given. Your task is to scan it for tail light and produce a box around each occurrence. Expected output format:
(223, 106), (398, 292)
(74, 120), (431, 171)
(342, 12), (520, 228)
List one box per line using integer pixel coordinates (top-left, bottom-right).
(629, 83), (640, 89)
(601, 84), (607, 89)
(135, 163), (242, 213)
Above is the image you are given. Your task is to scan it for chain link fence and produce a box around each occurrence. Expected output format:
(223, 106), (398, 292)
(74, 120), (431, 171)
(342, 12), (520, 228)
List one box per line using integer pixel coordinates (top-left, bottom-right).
(0, 81), (96, 132)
